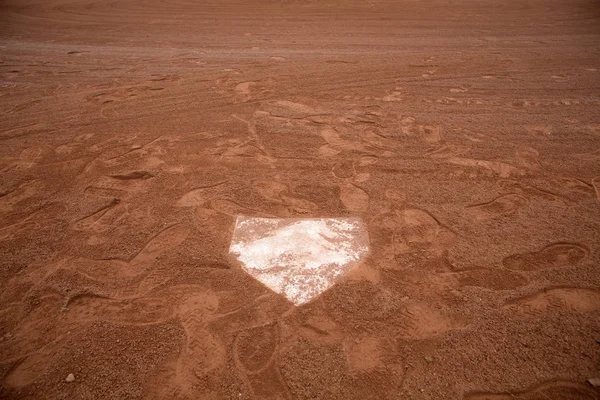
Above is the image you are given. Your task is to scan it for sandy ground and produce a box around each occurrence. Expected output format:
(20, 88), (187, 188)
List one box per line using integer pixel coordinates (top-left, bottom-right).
(1, 0), (600, 398)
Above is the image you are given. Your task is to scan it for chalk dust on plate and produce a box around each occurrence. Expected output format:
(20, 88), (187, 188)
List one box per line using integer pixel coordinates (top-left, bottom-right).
(229, 216), (370, 305)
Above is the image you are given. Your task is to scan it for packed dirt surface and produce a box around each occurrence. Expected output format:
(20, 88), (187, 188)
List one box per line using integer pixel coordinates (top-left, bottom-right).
(1, 0), (600, 398)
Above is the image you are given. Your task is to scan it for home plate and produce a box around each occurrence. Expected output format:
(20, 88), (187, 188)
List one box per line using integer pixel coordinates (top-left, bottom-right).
(229, 216), (369, 305)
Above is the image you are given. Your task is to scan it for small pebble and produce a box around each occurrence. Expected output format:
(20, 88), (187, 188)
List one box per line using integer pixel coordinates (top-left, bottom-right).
(425, 356), (434, 363)
(65, 373), (75, 383)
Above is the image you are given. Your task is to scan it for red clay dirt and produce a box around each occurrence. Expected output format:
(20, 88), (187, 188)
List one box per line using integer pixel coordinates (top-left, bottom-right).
(1, 0), (600, 399)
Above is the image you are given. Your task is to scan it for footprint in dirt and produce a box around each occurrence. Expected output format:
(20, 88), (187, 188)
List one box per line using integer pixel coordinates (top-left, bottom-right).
(263, 99), (322, 120)
(71, 198), (121, 232)
(370, 203), (456, 262)
(331, 157), (372, 184)
(555, 177), (596, 199)
(149, 289), (225, 399)
(0, 146), (47, 172)
(574, 148), (600, 161)
(465, 379), (598, 400)
(332, 160), (355, 180)
(324, 281), (462, 339)
(399, 117), (442, 144)
(91, 136), (171, 170)
(504, 287), (600, 317)
(4, 274), (174, 389)
(341, 334), (405, 398)
(175, 291), (225, 395)
(427, 144), (471, 159)
(318, 126), (395, 158)
(499, 180), (567, 205)
(85, 84), (165, 106)
(466, 193), (529, 220)
(0, 202), (64, 242)
(456, 268), (528, 291)
(3, 340), (59, 388)
(291, 184), (344, 214)
(220, 114), (278, 167)
(446, 157), (522, 178)
(233, 323), (290, 398)
(339, 183), (370, 213)
(57, 224), (191, 300)
(65, 294), (174, 326)
(525, 125), (553, 137)
(74, 172), (156, 233)
(343, 335), (397, 374)
(396, 303), (465, 339)
(1, 293), (66, 388)
(219, 141), (276, 167)
(279, 338), (348, 399)
(514, 146), (541, 170)
(175, 181), (229, 208)
(11, 222), (190, 312)
(234, 81), (255, 102)
(382, 86), (403, 102)
(503, 243), (589, 271)
(592, 176), (600, 200)
(253, 179), (319, 215)
(0, 180), (44, 213)
(194, 198), (276, 220)
(294, 312), (343, 346)
(128, 223), (191, 267)
(390, 209), (456, 259)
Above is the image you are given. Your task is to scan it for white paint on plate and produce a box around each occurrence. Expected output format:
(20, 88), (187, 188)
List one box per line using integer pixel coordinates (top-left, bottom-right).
(229, 216), (369, 305)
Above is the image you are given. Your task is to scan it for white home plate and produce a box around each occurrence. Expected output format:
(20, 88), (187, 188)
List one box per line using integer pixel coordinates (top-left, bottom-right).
(229, 216), (369, 305)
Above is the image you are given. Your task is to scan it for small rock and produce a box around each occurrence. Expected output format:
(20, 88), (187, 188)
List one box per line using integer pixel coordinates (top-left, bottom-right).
(588, 377), (600, 387)
(65, 373), (75, 383)
(425, 356), (434, 363)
